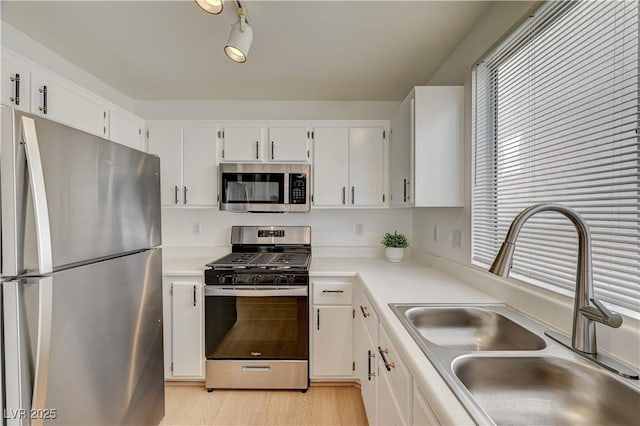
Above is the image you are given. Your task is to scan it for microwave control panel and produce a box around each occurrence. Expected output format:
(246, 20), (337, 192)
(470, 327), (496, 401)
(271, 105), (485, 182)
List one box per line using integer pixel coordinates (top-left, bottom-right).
(289, 174), (307, 204)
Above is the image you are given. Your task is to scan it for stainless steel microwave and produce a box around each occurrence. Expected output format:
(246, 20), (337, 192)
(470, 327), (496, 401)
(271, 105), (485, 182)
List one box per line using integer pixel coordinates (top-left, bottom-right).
(219, 163), (310, 213)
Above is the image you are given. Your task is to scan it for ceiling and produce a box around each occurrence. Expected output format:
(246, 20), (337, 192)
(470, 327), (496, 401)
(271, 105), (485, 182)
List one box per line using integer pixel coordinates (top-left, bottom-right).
(1, 1), (491, 101)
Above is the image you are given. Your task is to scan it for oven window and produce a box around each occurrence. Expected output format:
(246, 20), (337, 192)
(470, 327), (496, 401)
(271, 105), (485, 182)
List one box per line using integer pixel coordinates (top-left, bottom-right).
(205, 295), (308, 360)
(222, 173), (285, 204)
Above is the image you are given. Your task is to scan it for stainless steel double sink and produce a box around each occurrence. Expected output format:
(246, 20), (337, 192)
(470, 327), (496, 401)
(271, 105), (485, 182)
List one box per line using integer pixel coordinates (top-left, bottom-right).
(390, 304), (640, 425)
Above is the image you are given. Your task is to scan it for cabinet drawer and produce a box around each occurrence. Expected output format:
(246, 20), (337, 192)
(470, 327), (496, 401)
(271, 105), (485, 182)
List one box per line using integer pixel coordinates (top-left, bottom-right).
(313, 281), (353, 305)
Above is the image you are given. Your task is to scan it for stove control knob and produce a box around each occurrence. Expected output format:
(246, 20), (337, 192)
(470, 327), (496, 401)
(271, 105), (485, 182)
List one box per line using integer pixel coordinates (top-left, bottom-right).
(218, 275), (226, 284)
(287, 275), (296, 284)
(252, 275), (262, 285)
(275, 275), (287, 285)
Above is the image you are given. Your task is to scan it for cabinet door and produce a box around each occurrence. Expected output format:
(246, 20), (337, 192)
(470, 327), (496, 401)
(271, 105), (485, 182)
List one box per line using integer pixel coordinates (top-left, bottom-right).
(221, 127), (263, 161)
(171, 282), (204, 377)
(109, 108), (144, 151)
(348, 128), (385, 207)
(357, 321), (377, 425)
(377, 357), (405, 426)
(1, 54), (31, 111)
(312, 127), (349, 207)
(31, 71), (107, 138)
(414, 86), (463, 207)
(268, 127), (309, 162)
(183, 127), (217, 206)
(390, 94), (414, 207)
(147, 127), (183, 206)
(413, 383), (441, 426)
(380, 325), (413, 424)
(162, 280), (173, 379)
(312, 305), (353, 377)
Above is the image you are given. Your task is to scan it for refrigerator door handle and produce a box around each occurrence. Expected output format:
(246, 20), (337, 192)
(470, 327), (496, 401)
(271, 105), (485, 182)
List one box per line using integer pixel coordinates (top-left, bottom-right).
(31, 276), (54, 426)
(20, 116), (53, 274)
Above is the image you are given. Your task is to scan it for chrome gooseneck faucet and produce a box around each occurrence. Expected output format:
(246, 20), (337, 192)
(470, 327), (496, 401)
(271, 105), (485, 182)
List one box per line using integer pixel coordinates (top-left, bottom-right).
(489, 203), (638, 379)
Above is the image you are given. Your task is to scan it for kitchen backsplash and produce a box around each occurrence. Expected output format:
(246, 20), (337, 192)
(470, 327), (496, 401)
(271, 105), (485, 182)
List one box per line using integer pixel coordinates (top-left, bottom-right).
(162, 208), (413, 254)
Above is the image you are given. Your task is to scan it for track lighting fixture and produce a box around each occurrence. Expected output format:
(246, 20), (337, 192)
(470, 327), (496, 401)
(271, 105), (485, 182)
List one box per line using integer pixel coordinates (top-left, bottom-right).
(194, 0), (223, 15)
(224, 6), (253, 63)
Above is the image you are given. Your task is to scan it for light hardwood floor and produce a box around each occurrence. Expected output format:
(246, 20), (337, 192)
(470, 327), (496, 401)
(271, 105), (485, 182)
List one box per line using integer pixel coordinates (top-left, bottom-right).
(162, 383), (369, 426)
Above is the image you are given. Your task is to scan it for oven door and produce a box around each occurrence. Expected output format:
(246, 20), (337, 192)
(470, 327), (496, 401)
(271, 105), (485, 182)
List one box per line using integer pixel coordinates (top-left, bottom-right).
(204, 286), (309, 361)
(220, 170), (287, 212)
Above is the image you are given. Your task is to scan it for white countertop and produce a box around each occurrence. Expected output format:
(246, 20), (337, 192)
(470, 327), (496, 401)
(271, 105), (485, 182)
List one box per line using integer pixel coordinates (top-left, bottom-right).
(162, 256), (211, 276)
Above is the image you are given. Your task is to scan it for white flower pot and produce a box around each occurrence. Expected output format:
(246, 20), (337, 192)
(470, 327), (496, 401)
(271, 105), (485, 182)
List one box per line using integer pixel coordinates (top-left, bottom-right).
(385, 247), (404, 263)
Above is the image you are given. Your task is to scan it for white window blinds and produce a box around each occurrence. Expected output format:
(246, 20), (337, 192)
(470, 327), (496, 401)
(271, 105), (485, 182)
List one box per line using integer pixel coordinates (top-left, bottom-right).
(472, 1), (639, 312)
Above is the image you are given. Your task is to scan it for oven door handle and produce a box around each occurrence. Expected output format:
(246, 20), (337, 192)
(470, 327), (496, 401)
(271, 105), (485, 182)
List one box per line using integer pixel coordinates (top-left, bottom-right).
(205, 286), (308, 297)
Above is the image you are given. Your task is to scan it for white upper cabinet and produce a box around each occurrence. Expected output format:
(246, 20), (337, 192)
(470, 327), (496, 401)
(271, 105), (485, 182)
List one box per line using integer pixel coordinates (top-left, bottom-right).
(389, 86), (463, 207)
(108, 107), (145, 151)
(182, 127), (218, 206)
(220, 126), (310, 163)
(313, 127), (350, 207)
(148, 127), (183, 206)
(219, 127), (263, 162)
(389, 95), (414, 207)
(31, 69), (108, 138)
(349, 127), (385, 207)
(267, 127), (310, 162)
(148, 125), (217, 207)
(1, 54), (31, 111)
(3, 50), (145, 149)
(313, 126), (387, 209)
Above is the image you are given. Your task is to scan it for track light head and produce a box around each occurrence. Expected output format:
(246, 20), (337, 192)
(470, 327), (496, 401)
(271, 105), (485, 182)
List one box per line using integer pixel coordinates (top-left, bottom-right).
(224, 8), (253, 63)
(195, 0), (223, 15)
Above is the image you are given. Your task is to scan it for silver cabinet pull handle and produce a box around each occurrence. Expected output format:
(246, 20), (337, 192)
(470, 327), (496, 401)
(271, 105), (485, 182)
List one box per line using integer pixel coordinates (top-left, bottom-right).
(184, 186), (188, 205)
(322, 289), (344, 293)
(342, 186), (346, 205)
(10, 73), (20, 105)
(256, 140), (259, 159)
(403, 178), (407, 202)
(351, 186), (355, 204)
(174, 185), (179, 204)
(38, 85), (48, 114)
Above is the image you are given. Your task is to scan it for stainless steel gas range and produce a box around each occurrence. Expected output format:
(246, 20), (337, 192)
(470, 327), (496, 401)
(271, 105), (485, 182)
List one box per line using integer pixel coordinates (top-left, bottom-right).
(204, 226), (311, 392)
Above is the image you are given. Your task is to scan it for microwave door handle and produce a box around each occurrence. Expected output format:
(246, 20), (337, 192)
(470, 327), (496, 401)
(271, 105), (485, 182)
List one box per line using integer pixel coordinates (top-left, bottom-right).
(21, 116), (53, 274)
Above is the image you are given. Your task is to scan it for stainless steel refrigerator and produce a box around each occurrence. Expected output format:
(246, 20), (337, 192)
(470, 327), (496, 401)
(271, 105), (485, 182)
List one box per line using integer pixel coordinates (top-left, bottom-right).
(1, 107), (164, 425)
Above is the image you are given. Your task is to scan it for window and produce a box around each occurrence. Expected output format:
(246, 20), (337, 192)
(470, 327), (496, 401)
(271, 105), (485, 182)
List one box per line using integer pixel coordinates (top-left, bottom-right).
(472, 1), (639, 312)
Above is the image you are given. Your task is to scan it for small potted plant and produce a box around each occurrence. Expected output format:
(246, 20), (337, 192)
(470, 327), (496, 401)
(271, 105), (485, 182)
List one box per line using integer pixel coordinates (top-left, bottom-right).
(381, 231), (409, 262)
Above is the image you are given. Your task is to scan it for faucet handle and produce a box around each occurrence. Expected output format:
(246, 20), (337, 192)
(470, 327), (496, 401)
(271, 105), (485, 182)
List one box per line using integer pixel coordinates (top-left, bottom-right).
(580, 298), (623, 328)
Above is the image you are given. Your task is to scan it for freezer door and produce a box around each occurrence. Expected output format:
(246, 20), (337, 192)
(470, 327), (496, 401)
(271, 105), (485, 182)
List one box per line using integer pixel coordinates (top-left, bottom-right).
(3, 249), (164, 425)
(1, 108), (161, 276)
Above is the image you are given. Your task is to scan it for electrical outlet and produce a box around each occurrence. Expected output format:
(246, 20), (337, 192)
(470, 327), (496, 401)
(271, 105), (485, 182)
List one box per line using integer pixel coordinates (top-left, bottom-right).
(452, 229), (463, 248)
(355, 223), (364, 237)
(193, 223), (201, 236)
(433, 226), (439, 242)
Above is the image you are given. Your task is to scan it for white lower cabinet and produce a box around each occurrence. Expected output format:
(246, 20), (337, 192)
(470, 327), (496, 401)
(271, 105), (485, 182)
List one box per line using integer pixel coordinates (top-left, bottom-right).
(311, 279), (354, 379)
(413, 382), (441, 426)
(378, 324), (413, 425)
(162, 275), (205, 380)
(354, 284), (379, 424)
(353, 282), (444, 426)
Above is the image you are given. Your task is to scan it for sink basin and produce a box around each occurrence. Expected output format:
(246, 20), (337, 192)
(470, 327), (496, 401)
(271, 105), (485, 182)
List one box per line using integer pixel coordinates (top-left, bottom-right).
(403, 306), (546, 351)
(454, 356), (640, 425)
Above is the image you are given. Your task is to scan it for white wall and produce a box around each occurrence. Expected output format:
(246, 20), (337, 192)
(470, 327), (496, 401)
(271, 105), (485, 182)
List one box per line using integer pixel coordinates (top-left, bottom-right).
(412, 1), (639, 367)
(162, 208), (413, 257)
(135, 100), (399, 121)
(1, 22), (136, 111)
(412, 1), (536, 264)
